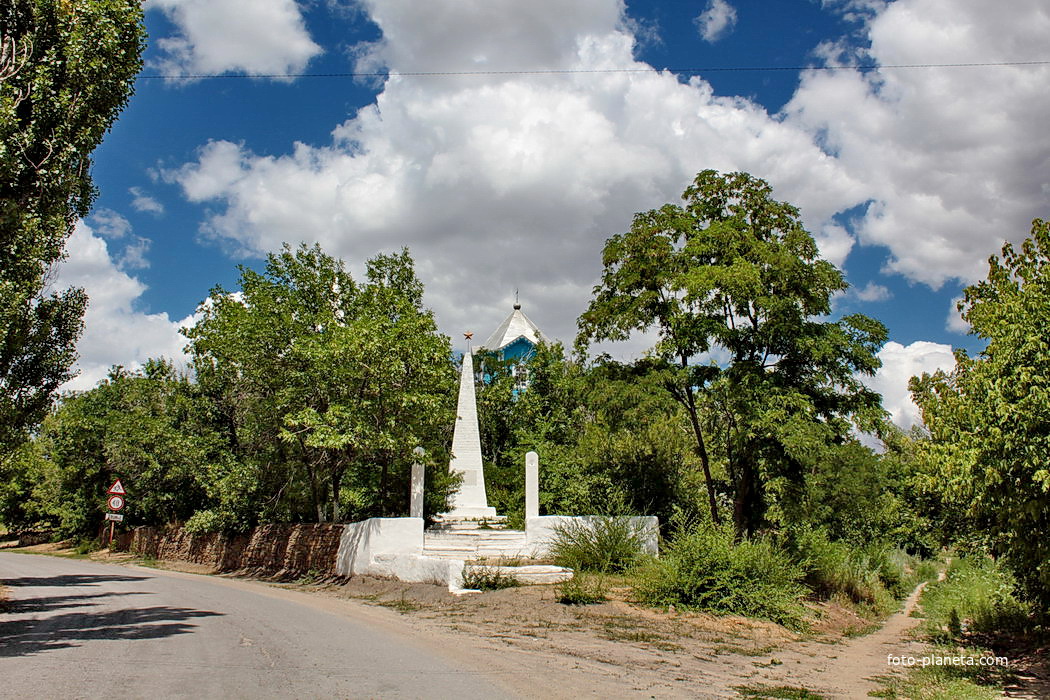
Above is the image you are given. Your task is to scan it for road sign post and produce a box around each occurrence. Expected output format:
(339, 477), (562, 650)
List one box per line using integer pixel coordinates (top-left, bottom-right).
(105, 479), (126, 548)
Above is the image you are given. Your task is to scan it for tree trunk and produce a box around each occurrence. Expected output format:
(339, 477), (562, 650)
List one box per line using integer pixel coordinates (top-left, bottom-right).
(297, 437), (325, 522)
(732, 455), (760, 538)
(683, 383), (721, 525)
(308, 463), (324, 522)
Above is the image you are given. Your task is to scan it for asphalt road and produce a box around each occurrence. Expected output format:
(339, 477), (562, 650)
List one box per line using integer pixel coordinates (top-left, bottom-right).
(0, 552), (515, 699)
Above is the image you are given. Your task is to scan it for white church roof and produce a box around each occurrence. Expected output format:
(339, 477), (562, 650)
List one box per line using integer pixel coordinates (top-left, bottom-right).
(480, 304), (547, 351)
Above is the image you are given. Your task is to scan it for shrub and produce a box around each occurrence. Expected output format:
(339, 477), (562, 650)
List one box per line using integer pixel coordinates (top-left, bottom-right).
(461, 565), (521, 591)
(633, 523), (807, 629)
(549, 515), (648, 573)
(557, 573), (608, 605)
(921, 557), (1033, 640)
(788, 528), (882, 604)
(785, 528), (933, 611)
(871, 546), (913, 599)
(914, 558), (941, 584)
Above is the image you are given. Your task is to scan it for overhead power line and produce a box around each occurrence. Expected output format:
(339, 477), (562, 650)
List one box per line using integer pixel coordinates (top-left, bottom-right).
(135, 60), (1050, 81)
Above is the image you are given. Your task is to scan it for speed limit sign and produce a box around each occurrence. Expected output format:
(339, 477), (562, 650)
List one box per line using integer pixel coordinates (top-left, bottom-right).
(107, 495), (125, 511)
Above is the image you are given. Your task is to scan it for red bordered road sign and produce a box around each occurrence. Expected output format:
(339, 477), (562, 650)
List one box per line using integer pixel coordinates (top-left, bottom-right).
(107, 495), (125, 511)
(107, 479), (125, 495)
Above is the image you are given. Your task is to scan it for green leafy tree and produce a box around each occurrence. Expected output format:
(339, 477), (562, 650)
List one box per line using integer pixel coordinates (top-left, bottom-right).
(1, 360), (223, 538)
(479, 344), (696, 524)
(0, 0), (145, 450)
(579, 170), (886, 536)
(185, 244), (458, 525)
(911, 219), (1050, 604)
(572, 358), (697, 524)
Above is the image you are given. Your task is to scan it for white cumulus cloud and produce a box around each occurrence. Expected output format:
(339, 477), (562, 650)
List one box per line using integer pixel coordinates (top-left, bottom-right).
(146, 0), (322, 78)
(695, 0), (738, 43)
(166, 0), (863, 345)
(854, 281), (891, 302)
(785, 0), (1050, 288)
(945, 296), (970, 333)
(54, 221), (192, 392)
(864, 340), (956, 429)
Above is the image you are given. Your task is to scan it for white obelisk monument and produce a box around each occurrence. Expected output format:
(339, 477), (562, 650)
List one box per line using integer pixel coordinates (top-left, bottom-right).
(444, 345), (497, 518)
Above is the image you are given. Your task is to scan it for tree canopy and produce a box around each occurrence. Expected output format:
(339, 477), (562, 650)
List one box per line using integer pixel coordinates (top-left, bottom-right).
(0, 0), (145, 451)
(0, 360), (220, 537)
(184, 244), (458, 527)
(578, 170), (886, 535)
(911, 218), (1050, 605)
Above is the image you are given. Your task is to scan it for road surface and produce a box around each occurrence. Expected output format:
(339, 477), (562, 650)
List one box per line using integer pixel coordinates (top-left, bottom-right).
(0, 552), (515, 699)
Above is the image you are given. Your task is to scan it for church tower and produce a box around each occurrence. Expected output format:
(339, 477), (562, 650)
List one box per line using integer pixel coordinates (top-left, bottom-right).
(478, 302), (547, 392)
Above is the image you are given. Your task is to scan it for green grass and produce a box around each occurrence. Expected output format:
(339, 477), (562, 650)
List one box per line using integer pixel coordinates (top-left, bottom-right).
(594, 614), (682, 651)
(375, 591), (421, 614)
(920, 557), (1032, 640)
(556, 573), (607, 605)
(293, 568), (326, 585)
(870, 651), (1008, 700)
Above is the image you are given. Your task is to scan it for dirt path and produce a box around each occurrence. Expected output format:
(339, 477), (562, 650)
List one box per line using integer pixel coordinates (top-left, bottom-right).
(736, 581), (932, 698)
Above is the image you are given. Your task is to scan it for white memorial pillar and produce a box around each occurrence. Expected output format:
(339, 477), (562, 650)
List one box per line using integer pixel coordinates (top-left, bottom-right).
(410, 446), (425, 519)
(444, 347), (497, 517)
(525, 451), (539, 519)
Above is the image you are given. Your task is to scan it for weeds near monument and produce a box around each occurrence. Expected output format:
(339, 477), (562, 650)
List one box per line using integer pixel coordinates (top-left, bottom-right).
(549, 515), (647, 573)
(461, 564), (521, 590)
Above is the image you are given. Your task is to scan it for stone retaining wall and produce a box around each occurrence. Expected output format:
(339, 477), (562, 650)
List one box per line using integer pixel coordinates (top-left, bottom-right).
(129, 523), (344, 578)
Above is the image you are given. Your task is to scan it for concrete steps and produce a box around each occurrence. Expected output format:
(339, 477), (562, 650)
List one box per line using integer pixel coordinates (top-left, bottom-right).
(429, 515), (509, 531)
(422, 529), (531, 560)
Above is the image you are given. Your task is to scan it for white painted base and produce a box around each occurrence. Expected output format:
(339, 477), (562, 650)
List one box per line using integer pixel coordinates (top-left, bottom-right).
(335, 517), (468, 591)
(332, 514), (659, 593)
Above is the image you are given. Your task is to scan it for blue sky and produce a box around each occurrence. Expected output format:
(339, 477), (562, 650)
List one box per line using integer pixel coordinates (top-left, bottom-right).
(58, 0), (1050, 429)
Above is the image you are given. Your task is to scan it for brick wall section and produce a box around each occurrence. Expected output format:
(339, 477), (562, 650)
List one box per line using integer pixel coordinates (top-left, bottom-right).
(128, 523), (344, 578)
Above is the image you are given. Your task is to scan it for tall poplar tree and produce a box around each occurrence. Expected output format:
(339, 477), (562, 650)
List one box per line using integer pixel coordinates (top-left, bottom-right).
(0, 0), (145, 450)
